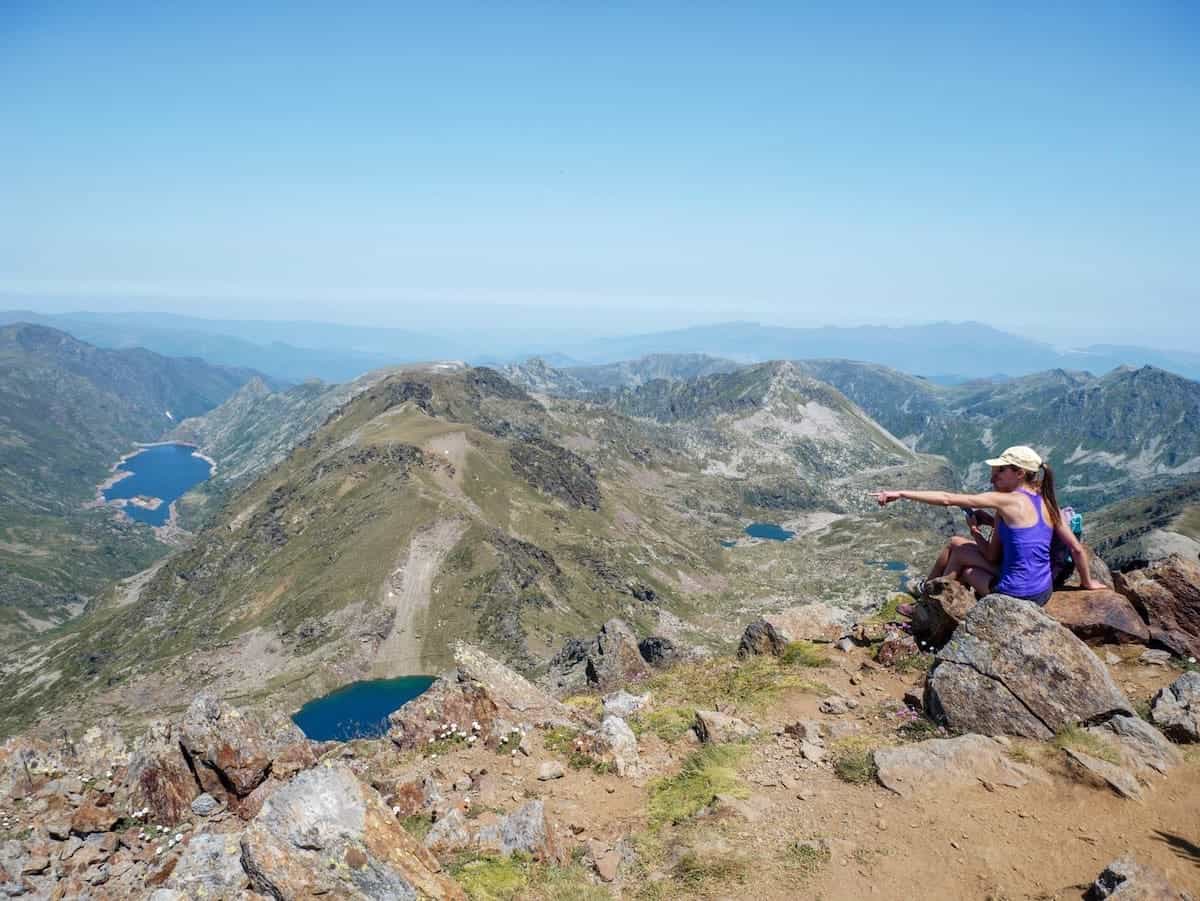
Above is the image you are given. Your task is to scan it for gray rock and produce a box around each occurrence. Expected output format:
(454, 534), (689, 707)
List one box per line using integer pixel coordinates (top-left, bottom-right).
(738, 603), (855, 657)
(165, 832), (247, 898)
(602, 691), (650, 719)
(693, 710), (757, 744)
(1088, 854), (1195, 899)
(545, 620), (650, 693)
(1064, 749), (1143, 800)
(1140, 649), (1173, 667)
(874, 734), (1042, 797)
(1150, 672), (1200, 743)
(926, 595), (1132, 739)
(599, 716), (640, 777)
(474, 800), (560, 862)
(1086, 715), (1182, 777)
(190, 793), (219, 817)
(238, 764), (462, 899)
(537, 761), (564, 781)
(423, 809), (470, 854)
(818, 696), (858, 715)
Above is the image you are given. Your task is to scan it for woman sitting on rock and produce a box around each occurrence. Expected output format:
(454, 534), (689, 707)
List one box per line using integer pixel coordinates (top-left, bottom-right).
(870, 445), (1099, 605)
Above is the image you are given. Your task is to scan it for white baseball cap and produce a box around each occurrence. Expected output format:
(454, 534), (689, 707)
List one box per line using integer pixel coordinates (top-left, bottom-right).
(984, 445), (1043, 472)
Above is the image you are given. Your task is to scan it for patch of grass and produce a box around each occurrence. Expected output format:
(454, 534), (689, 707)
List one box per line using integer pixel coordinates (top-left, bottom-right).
(399, 812), (433, 840)
(779, 640), (830, 668)
(1133, 697), (1154, 722)
(829, 736), (880, 785)
(897, 716), (943, 743)
(450, 852), (529, 901)
(541, 725), (581, 755)
(646, 655), (830, 715)
(672, 850), (747, 887)
(866, 593), (911, 624)
(525, 862), (612, 901)
(561, 693), (603, 719)
(648, 745), (747, 827)
(1053, 724), (1120, 764)
(630, 705), (697, 743)
(892, 651), (935, 674)
(784, 839), (831, 877)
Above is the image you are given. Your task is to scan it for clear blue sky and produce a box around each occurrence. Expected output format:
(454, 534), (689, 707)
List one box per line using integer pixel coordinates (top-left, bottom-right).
(1, 2), (1196, 345)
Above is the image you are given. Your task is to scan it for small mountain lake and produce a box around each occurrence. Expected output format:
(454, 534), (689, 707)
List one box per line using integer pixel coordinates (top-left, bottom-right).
(744, 522), (795, 541)
(865, 558), (911, 590)
(292, 676), (437, 741)
(103, 443), (213, 526)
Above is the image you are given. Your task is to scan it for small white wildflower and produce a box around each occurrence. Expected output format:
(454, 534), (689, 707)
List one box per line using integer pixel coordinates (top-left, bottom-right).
(1190, 657), (1197, 664)
(392, 805), (401, 816)
(156, 846), (164, 855)
(471, 721), (480, 731)
(428, 737), (436, 744)
(174, 833), (182, 842)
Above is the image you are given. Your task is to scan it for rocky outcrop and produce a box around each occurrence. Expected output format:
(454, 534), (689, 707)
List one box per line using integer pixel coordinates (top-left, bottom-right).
(544, 619), (651, 692)
(874, 734), (1042, 797)
(1086, 715), (1183, 778)
(474, 799), (563, 863)
(240, 764), (464, 900)
(737, 603), (854, 657)
(390, 642), (582, 750)
(1115, 555), (1200, 658)
(693, 710), (757, 743)
(1087, 855), (1194, 900)
(1043, 589), (1151, 645)
(165, 831), (248, 898)
(1150, 672), (1200, 743)
(926, 595), (1132, 739)
(178, 695), (314, 819)
(126, 722), (202, 825)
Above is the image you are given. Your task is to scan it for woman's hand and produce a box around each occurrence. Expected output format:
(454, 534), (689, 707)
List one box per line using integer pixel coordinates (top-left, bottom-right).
(870, 490), (901, 507)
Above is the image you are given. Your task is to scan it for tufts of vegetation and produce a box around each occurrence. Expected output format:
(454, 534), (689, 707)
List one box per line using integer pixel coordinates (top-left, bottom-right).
(830, 736), (880, 785)
(1053, 724), (1120, 765)
(779, 640), (830, 668)
(561, 693), (603, 719)
(399, 812), (433, 840)
(646, 655), (830, 715)
(648, 745), (747, 827)
(630, 705), (696, 743)
(672, 850), (748, 887)
(785, 839), (831, 878)
(891, 651), (935, 674)
(449, 851), (607, 901)
(865, 593), (911, 624)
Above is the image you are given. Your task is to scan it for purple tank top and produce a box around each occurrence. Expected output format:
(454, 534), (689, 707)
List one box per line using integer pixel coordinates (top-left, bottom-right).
(994, 489), (1053, 599)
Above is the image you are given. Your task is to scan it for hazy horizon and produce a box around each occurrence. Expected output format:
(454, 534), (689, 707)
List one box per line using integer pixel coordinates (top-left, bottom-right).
(3, 4), (1196, 348)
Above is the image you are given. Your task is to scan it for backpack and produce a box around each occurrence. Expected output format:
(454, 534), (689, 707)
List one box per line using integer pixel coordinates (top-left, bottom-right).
(1050, 506), (1084, 588)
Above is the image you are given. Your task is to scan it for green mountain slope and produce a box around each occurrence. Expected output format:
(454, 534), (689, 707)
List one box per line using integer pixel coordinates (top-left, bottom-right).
(0, 365), (954, 739)
(1086, 475), (1200, 569)
(0, 323), (258, 646)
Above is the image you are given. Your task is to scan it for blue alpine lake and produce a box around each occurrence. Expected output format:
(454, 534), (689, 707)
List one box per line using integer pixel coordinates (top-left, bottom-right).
(292, 676), (437, 741)
(865, 559), (911, 590)
(103, 443), (213, 526)
(744, 522), (796, 541)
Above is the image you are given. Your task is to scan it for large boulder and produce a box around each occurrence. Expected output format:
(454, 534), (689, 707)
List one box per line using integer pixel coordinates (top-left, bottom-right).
(390, 642), (581, 750)
(874, 734), (1042, 797)
(165, 832), (248, 898)
(473, 800), (562, 863)
(926, 595), (1133, 739)
(1043, 589), (1150, 645)
(1150, 672), (1200, 743)
(909, 578), (976, 647)
(737, 603), (854, 657)
(1114, 554), (1200, 658)
(240, 764), (464, 900)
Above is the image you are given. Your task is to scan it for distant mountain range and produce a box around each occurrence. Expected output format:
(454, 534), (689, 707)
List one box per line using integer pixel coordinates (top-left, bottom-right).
(4, 310), (1200, 383)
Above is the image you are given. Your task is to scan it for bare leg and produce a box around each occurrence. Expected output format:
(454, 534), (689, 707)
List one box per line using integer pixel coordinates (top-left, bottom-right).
(961, 565), (994, 597)
(944, 542), (997, 582)
(928, 536), (974, 580)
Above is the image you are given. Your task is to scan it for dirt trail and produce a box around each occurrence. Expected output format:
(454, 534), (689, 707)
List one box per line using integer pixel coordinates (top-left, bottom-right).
(371, 518), (466, 677)
(425, 430), (484, 517)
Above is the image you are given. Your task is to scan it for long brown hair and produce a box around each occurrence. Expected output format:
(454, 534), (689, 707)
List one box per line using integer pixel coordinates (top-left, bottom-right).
(1025, 462), (1061, 528)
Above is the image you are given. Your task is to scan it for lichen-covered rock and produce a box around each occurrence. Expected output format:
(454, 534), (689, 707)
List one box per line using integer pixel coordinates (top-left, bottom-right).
(599, 716), (640, 777)
(1086, 715), (1182, 778)
(240, 764), (464, 900)
(1043, 589), (1150, 645)
(738, 603), (854, 657)
(602, 691), (650, 718)
(874, 734), (1042, 797)
(586, 619), (650, 690)
(1150, 672), (1200, 743)
(1115, 554), (1200, 659)
(126, 722), (201, 826)
(693, 710), (756, 744)
(926, 595), (1132, 739)
(164, 832), (248, 898)
(473, 800), (562, 863)
(424, 809), (471, 855)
